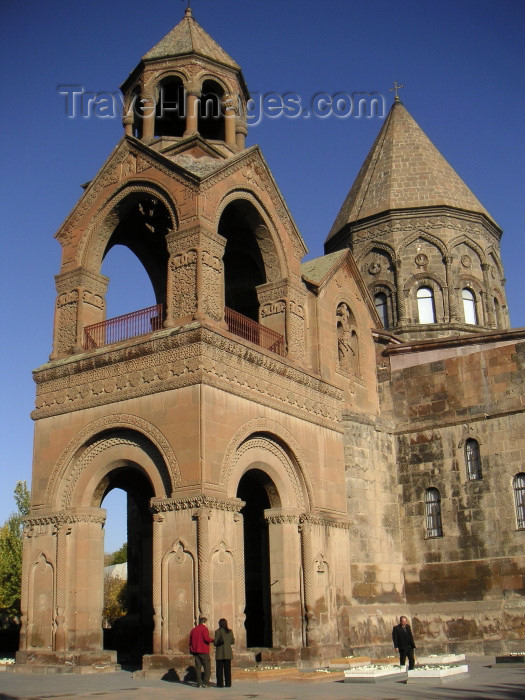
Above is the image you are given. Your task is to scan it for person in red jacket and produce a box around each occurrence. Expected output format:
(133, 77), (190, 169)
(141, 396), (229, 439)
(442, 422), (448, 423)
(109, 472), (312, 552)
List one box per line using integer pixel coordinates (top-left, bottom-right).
(189, 616), (214, 687)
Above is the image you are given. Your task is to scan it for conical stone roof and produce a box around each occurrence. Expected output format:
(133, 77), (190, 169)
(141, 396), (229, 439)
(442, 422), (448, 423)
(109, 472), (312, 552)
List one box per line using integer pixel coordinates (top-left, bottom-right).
(143, 7), (240, 70)
(326, 100), (496, 243)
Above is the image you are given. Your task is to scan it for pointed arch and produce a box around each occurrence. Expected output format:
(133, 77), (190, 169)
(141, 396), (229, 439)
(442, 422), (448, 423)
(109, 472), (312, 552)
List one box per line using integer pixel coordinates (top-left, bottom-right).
(399, 230), (447, 259)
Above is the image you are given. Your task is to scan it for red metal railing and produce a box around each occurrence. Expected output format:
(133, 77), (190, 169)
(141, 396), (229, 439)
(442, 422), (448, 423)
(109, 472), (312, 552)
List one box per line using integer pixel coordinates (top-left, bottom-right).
(225, 307), (285, 356)
(83, 304), (163, 350)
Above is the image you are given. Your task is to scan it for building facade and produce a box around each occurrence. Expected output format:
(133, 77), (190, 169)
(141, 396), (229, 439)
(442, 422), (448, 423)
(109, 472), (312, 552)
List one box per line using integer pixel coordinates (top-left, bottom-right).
(18, 8), (524, 672)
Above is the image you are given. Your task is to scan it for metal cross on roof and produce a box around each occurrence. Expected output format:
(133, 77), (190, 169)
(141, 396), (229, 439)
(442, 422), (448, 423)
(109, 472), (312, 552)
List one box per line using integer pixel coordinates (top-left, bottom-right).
(389, 81), (405, 101)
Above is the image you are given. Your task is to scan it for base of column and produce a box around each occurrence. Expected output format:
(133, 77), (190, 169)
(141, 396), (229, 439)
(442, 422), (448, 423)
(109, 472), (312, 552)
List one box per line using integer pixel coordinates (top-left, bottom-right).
(14, 649), (118, 674)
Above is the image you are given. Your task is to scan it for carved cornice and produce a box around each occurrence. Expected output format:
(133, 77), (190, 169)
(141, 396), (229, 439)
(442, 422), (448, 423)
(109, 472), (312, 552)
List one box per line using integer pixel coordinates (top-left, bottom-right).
(23, 510), (106, 530)
(299, 513), (352, 530)
(32, 325), (342, 430)
(265, 513), (299, 525)
(151, 495), (245, 513)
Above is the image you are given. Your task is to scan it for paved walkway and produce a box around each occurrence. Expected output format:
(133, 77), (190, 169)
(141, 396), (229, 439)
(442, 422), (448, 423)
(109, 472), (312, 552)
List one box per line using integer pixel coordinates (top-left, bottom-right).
(1, 656), (524, 700)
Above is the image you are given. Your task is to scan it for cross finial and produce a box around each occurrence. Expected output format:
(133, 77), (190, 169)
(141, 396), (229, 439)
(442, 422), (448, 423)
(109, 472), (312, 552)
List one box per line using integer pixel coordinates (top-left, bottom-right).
(389, 81), (404, 102)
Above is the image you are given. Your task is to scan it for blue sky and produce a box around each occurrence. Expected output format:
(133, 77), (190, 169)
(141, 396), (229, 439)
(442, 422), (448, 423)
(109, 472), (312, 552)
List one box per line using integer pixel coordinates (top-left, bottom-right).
(1, 0), (524, 552)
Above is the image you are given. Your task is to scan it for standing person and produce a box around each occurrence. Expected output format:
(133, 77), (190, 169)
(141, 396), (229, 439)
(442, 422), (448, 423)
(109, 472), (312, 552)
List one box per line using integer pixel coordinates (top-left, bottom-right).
(214, 618), (235, 688)
(392, 615), (416, 670)
(189, 616), (214, 687)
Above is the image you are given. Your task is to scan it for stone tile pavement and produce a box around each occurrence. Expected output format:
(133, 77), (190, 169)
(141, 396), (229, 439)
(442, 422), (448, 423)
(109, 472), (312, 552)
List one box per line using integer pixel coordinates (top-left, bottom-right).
(1, 656), (524, 700)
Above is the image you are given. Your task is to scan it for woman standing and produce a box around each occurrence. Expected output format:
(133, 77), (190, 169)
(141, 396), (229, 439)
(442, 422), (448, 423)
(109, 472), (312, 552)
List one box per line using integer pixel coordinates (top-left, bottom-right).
(214, 618), (235, 688)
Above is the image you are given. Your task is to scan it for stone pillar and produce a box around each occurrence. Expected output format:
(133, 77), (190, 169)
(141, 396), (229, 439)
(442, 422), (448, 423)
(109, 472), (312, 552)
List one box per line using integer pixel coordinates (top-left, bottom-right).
(257, 279), (306, 362)
(444, 255), (458, 322)
(223, 94), (237, 147)
(481, 262), (494, 327)
(264, 510), (303, 650)
(195, 507), (212, 619)
(185, 88), (200, 136)
(18, 522), (32, 650)
(141, 95), (156, 141)
(165, 226), (226, 327)
(235, 122), (247, 151)
(151, 511), (164, 654)
(394, 260), (406, 326)
(54, 521), (71, 651)
(298, 517), (318, 646)
(233, 510), (247, 648)
(51, 268), (108, 359)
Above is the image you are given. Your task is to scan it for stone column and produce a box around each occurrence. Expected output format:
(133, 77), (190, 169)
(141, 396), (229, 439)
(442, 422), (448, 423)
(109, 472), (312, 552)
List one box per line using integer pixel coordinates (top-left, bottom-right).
(235, 122), (247, 151)
(444, 255), (458, 322)
(257, 279), (306, 362)
(299, 517), (318, 646)
(394, 260), (406, 326)
(18, 522), (32, 650)
(233, 510), (247, 648)
(165, 226), (226, 328)
(54, 521), (71, 651)
(481, 262), (494, 327)
(264, 510), (303, 649)
(141, 95), (156, 141)
(195, 507), (212, 619)
(51, 268), (108, 359)
(185, 87), (200, 136)
(223, 94), (237, 147)
(151, 511), (164, 654)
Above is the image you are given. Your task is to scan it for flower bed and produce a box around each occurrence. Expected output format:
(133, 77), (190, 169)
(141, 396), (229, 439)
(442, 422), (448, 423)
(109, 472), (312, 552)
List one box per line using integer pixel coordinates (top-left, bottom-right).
(344, 664), (407, 683)
(495, 653), (525, 665)
(0, 658), (15, 673)
(294, 669), (345, 683)
(233, 666), (297, 682)
(407, 664), (469, 683)
(417, 653), (466, 664)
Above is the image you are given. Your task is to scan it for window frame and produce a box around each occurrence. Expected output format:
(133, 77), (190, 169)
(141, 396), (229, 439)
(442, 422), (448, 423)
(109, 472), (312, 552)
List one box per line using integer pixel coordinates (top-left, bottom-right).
(425, 487), (443, 538)
(465, 438), (482, 481)
(513, 473), (525, 530)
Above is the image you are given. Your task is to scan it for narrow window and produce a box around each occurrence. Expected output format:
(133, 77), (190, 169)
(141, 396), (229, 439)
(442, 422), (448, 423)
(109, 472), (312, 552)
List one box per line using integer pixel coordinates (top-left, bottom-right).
(465, 438), (482, 480)
(462, 288), (477, 325)
(513, 473), (525, 530)
(417, 287), (436, 324)
(374, 292), (390, 329)
(425, 488), (443, 537)
(493, 297), (502, 328)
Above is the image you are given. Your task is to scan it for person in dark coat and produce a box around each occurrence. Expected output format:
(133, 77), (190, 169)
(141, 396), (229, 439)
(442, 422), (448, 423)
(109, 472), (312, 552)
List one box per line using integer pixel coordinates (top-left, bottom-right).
(392, 615), (416, 669)
(189, 616), (214, 687)
(213, 618), (235, 688)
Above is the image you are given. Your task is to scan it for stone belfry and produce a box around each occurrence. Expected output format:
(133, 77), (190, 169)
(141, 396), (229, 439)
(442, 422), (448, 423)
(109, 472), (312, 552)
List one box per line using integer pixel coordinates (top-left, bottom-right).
(325, 96), (510, 340)
(20, 8), (356, 672)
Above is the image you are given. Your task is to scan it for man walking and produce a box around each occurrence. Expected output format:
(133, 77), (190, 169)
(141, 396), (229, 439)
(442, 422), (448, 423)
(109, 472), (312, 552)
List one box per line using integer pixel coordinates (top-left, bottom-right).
(190, 616), (214, 687)
(392, 615), (416, 670)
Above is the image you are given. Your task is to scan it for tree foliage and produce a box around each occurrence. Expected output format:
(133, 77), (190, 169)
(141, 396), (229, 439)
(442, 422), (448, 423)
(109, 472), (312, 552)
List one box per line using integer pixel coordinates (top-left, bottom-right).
(103, 576), (127, 627)
(0, 482), (30, 620)
(109, 542), (127, 565)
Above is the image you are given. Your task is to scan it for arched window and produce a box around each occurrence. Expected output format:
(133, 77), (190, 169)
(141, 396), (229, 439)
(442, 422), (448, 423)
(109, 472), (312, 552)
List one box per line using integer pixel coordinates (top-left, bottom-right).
(493, 297), (502, 329)
(417, 286), (436, 324)
(465, 438), (482, 480)
(513, 473), (525, 530)
(425, 488), (443, 538)
(462, 288), (477, 325)
(198, 80), (225, 141)
(154, 77), (186, 137)
(374, 292), (390, 329)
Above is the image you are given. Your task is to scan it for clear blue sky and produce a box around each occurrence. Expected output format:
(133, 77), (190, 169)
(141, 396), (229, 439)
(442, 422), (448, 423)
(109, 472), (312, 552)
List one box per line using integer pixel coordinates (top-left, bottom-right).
(1, 0), (524, 552)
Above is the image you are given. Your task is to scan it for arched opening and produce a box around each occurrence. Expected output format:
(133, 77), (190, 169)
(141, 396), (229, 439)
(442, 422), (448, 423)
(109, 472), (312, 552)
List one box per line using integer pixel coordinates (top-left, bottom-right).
(462, 288), (477, 325)
(417, 286), (436, 324)
(374, 292), (390, 329)
(465, 438), (482, 480)
(425, 487), (443, 538)
(494, 296), (503, 328)
(100, 468), (154, 667)
(236, 469), (273, 648)
(198, 79), (224, 141)
(130, 87), (142, 139)
(154, 77), (186, 138)
(218, 201), (267, 322)
(102, 193), (172, 313)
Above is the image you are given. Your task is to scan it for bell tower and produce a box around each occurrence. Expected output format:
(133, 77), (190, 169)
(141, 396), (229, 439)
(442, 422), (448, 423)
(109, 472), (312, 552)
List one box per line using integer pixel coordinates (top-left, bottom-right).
(21, 7), (354, 675)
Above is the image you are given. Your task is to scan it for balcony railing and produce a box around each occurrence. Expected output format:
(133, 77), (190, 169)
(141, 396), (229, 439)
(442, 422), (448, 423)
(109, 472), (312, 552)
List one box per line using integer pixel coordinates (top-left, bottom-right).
(83, 304), (163, 350)
(225, 307), (285, 356)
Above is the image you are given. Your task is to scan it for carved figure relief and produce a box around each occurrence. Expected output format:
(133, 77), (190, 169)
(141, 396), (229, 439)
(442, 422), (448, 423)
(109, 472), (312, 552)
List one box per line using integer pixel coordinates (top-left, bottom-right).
(336, 302), (359, 376)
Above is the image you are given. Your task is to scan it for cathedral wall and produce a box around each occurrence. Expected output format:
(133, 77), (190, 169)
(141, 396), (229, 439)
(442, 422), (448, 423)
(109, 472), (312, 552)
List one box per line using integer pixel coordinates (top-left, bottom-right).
(383, 337), (525, 651)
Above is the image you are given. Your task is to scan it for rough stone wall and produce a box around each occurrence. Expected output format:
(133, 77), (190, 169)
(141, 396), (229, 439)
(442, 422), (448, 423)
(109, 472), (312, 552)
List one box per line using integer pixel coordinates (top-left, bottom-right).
(380, 338), (525, 651)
